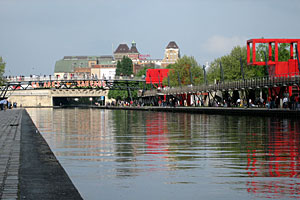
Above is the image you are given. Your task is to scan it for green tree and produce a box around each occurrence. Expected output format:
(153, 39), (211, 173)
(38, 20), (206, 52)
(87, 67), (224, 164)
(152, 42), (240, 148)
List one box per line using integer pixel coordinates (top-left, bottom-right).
(0, 57), (6, 84)
(109, 56), (134, 100)
(163, 56), (203, 87)
(115, 60), (122, 76)
(115, 56), (133, 76)
(278, 43), (290, 61)
(254, 42), (290, 62)
(136, 63), (154, 77)
(207, 46), (266, 83)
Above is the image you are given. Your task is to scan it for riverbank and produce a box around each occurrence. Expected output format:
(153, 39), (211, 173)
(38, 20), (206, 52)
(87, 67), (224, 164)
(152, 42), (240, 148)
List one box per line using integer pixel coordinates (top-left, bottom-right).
(0, 109), (82, 199)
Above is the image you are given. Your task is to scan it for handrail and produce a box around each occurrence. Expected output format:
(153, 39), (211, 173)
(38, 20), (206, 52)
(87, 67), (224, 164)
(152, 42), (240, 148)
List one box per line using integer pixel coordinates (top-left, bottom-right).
(142, 74), (300, 97)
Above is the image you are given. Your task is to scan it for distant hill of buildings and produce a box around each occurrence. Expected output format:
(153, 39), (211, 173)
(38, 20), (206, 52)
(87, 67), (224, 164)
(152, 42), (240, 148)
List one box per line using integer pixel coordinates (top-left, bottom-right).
(54, 41), (180, 79)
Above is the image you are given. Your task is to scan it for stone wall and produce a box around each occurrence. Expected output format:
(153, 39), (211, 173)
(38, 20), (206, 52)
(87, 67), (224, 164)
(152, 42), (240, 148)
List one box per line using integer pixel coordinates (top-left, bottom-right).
(6, 89), (109, 107)
(7, 90), (52, 107)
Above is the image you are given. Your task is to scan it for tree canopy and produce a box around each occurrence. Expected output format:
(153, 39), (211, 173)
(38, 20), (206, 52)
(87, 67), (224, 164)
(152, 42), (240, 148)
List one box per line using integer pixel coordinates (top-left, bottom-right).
(108, 56), (135, 101)
(163, 56), (204, 87)
(136, 63), (154, 77)
(207, 46), (266, 83)
(115, 56), (133, 76)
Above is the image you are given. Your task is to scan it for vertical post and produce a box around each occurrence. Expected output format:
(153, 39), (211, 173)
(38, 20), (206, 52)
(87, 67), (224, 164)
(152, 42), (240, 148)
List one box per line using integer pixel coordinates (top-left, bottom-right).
(269, 43), (272, 61)
(296, 44), (300, 73)
(247, 42), (250, 64)
(127, 87), (133, 102)
(203, 65), (207, 85)
(189, 67), (193, 85)
(240, 57), (245, 80)
(177, 72), (181, 88)
(290, 43), (294, 60)
(263, 50), (269, 76)
(158, 74), (161, 88)
(252, 42), (256, 64)
(220, 62), (224, 83)
(275, 42), (278, 62)
(149, 76), (153, 90)
(168, 75), (170, 87)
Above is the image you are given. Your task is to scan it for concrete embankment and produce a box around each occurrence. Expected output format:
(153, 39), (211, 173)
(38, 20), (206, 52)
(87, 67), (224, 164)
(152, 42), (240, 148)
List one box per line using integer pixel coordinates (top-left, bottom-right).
(0, 109), (82, 200)
(97, 106), (300, 118)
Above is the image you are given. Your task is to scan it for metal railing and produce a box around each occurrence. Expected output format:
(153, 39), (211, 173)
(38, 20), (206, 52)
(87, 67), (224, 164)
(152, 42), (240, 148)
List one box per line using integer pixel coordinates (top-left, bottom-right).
(4, 75), (145, 83)
(143, 74), (300, 97)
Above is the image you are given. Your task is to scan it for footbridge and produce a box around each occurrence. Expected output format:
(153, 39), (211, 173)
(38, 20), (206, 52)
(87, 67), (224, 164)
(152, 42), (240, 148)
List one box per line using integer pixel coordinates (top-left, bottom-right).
(140, 74), (300, 107)
(143, 75), (300, 97)
(1, 76), (145, 106)
(2, 74), (300, 107)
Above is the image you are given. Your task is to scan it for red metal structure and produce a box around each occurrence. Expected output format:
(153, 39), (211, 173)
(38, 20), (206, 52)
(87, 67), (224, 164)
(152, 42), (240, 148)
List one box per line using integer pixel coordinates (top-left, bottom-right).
(247, 38), (300, 77)
(145, 69), (170, 86)
(247, 39), (300, 97)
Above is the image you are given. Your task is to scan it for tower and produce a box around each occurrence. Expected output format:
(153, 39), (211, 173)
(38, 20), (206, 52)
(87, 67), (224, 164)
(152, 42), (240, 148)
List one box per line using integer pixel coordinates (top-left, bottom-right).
(161, 41), (180, 68)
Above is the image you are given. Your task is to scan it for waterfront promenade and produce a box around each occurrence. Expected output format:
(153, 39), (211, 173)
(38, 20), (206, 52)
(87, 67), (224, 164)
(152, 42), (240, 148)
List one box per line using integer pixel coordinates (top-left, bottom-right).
(0, 109), (82, 199)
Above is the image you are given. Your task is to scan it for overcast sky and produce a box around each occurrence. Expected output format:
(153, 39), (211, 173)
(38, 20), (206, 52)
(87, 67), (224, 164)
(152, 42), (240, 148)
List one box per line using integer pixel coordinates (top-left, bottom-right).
(0, 0), (299, 76)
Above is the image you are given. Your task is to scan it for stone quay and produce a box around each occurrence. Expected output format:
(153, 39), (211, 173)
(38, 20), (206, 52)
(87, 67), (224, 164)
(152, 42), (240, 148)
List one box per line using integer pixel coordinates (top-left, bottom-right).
(0, 109), (82, 200)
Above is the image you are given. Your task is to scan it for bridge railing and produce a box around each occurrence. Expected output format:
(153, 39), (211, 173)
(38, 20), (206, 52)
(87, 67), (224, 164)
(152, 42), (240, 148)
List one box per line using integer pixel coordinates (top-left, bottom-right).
(4, 75), (145, 83)
(143, 74), (300, 97)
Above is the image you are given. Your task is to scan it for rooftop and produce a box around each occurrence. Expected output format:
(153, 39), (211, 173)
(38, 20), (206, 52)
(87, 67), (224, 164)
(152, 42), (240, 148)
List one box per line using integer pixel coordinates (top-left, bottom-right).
(166, 41), (179, 49)
(114, 42), (139, 54)
(114, 44), (130, 54)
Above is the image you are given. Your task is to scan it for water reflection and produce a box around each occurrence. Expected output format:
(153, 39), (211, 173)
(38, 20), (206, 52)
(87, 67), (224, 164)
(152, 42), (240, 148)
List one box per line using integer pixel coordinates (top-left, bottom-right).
(27, 108), (300, 199)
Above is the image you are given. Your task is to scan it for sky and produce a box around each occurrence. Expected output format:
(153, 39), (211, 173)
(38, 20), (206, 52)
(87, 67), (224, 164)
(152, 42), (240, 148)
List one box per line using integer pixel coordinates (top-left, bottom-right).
(0, 0), (299, 76)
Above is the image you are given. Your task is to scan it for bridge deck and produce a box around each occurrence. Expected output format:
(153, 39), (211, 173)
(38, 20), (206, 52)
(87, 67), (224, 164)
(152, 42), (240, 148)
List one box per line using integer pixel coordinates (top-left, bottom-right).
(143, 76), (300, 97)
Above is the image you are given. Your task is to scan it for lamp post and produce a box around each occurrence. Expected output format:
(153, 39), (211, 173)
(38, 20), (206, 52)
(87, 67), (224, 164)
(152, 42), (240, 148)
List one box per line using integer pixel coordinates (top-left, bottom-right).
(202, 65), (207, 85)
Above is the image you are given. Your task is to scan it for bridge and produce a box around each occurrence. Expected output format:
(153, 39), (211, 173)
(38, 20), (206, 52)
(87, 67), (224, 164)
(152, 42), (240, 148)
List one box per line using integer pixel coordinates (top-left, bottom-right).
(2, 73), (300, 107)
(1, 76), (146, 106)
(140, 74), (300, 107)
(143, 74), (300, 97)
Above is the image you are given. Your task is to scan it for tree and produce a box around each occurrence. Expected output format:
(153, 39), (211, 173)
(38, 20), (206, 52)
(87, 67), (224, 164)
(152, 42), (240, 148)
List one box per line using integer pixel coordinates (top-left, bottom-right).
(136, 63), (154, 77)
(115, 60), (122, 76)
(207, 46), (266, 83)
(0, 57), (6, 84)
(163, 56), (203, 87)
(115, 56), (133, 76)
(109, 56), (134, 101)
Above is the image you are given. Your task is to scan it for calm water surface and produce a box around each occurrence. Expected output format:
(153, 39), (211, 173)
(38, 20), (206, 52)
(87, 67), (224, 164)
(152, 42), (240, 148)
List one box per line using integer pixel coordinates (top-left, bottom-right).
(26, 108), (300, 200)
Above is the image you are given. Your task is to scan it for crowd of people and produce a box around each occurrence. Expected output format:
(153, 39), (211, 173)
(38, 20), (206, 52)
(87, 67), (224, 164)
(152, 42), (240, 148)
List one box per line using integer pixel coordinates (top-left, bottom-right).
(211, 94), (300, 110)
(105, 93), (300, 111)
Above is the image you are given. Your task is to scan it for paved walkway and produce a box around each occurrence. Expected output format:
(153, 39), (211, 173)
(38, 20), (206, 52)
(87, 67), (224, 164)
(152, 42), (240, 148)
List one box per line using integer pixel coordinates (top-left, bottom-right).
(0, 109), (22, 199)
(0, 109), (82, 199)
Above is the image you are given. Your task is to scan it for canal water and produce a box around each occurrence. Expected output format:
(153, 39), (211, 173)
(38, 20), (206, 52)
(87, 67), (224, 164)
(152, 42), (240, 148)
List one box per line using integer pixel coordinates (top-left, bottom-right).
(26, 108), (300, 200)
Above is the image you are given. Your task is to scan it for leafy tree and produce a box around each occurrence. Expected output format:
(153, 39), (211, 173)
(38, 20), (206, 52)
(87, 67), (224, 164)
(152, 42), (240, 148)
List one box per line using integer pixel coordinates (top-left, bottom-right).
(115, 56), (133, 76)
(109, 56), (134, 100)
(108, 89), (138, 102)
(254, 42), (290, 62)
(0, 57), (6, 84)
(207, 46), (266, 83)
(115, 60), (122, 76)
(163, 56), (203, 87)
(278, 43), (290, 61)
(136, 63), (154, 77)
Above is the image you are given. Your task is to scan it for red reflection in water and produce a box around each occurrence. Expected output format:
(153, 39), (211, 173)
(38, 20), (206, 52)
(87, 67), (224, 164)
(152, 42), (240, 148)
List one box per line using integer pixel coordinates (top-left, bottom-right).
(145, 113), (169, 155)
(246, 119), (300, 198)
